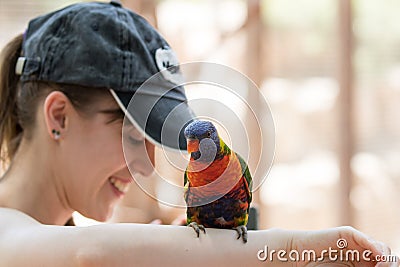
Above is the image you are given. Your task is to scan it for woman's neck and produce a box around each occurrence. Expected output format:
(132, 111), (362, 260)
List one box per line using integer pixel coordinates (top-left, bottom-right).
(0, 138), (73, 225)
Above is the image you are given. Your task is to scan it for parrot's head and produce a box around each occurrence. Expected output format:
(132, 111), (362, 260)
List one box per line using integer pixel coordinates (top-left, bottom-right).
(184, 120), (221, 161)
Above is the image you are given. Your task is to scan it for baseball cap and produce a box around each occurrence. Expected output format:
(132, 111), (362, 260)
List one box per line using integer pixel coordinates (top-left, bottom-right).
(15, 0), (195, 150)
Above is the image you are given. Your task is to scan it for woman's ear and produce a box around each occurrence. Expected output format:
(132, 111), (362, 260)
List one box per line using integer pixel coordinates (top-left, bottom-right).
(43, 91), (69, 140)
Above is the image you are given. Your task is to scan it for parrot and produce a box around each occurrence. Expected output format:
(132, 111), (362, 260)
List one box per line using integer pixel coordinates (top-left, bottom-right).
(183, 120), (252, 243)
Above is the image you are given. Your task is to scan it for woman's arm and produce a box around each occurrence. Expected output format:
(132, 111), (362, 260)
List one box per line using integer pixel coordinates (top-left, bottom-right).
(0, 208), (290, 267)
(74, 224), (294, 267)
(0, 208), (397, 267)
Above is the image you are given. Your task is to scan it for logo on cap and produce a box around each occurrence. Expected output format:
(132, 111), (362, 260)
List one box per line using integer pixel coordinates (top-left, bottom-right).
(155, 47), (184, 85)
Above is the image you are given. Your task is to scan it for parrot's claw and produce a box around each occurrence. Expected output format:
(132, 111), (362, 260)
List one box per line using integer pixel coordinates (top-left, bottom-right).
(234, 225), (248, 243)
(188, 222), (206, 238)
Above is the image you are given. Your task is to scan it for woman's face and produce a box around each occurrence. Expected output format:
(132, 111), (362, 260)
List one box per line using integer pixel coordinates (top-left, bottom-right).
(57, 96), (154, 221)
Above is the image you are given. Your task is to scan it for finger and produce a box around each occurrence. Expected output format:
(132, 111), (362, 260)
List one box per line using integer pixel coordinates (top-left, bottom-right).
(149, 219), (162, 224)
(392, 256), (400, 267)
(171, 214), (187, 226)
(373, 241), (388, 255)
(374, 243), (397, 267)
(375, 261), (398, 267)
(342, 226), (382, 257)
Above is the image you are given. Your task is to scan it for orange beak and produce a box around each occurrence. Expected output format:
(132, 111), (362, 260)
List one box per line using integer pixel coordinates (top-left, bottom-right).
(186, 139), (199, 153)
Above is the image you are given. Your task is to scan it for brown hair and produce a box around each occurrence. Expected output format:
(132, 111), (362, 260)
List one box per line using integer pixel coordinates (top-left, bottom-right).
(0, 34), (111, 171)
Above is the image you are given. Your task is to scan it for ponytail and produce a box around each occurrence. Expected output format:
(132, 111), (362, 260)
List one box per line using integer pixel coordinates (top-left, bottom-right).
(0, 34), (24, 170)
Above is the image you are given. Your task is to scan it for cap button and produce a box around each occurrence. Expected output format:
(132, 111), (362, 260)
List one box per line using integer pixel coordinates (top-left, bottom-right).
(110, 0), (122, 7)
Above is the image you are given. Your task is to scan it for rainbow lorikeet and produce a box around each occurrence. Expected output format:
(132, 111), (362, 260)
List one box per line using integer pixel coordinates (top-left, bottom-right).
(183, 120), (253, 243)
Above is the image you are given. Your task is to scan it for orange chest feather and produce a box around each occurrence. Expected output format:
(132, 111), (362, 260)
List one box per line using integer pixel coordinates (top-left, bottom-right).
(187, 154), (242, 190)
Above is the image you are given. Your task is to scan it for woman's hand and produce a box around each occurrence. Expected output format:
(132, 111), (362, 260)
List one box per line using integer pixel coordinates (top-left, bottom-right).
(149, 214), (187, 225)
(290, 226), (399, 267)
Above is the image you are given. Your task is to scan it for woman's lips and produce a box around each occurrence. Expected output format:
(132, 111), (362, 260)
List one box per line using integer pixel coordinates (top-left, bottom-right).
(109, 176), (132, 196)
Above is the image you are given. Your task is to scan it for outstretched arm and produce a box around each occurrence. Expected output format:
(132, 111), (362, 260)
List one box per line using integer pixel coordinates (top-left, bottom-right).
(0, 208), (291, 267)
(0, 208), (397, 267)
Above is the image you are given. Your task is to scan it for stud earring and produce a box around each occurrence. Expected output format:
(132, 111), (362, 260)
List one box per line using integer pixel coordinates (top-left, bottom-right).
(52, 129), (61, 140)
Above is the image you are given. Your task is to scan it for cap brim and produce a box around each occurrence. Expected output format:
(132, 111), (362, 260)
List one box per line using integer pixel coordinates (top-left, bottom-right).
(110, 88), (195, 151)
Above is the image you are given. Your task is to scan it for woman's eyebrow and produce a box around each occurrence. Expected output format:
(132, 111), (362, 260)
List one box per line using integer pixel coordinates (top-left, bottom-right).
(98, 108), (124, 115)
(98, 108), (125, 123)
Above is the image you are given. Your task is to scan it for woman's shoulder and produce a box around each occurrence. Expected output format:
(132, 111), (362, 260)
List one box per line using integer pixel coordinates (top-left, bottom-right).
(0, 207), (40, 228)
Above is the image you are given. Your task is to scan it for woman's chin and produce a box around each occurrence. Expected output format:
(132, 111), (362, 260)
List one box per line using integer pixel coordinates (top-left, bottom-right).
(78, 205), (115, 223)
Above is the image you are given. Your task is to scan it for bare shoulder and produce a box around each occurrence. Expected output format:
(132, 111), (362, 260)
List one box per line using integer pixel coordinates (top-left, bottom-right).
(0, 208), (85, 267)
(0, 207), (39, 228)
(0, 208), (41, 249)
(0, 207), (39, 224)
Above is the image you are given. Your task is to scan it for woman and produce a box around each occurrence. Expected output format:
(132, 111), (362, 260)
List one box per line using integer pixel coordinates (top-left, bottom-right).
(0, 1), (397, 266)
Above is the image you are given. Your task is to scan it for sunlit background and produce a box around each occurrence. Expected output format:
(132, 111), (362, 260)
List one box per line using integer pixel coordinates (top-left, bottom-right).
(1, 0), (399, 255)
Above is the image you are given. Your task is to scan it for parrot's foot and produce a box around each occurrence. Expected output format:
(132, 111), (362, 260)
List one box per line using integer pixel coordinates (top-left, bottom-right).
(188, 222), (206, 238)
(234, 225), (248, 243)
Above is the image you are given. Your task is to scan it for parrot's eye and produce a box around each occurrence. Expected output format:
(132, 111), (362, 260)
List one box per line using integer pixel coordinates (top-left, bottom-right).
(206, 131), (211, 137)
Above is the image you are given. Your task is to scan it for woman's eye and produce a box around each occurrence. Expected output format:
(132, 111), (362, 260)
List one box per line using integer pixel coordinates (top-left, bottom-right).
(123, 124), (144, 146)
(128, 135), (143, 145)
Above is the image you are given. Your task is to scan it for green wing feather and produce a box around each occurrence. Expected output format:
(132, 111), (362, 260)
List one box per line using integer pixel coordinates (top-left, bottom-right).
(236, 153), (253, 204)
(219, 137), (253, 204)
(184, 169), (190, 202)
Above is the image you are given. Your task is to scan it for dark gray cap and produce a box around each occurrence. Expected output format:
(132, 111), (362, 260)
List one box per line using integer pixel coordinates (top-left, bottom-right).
(16, 1), (195, 150)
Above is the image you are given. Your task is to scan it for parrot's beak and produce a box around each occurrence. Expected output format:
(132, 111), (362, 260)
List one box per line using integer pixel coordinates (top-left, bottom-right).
(186, 139), (199, 153)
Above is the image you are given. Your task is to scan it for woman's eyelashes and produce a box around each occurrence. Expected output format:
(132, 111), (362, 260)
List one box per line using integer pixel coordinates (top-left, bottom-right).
(127, 135), (143, 145)
(123, 125), (145, 146)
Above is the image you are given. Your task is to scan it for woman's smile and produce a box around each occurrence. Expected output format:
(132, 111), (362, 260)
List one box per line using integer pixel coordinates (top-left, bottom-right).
(108, 176), (132, 198)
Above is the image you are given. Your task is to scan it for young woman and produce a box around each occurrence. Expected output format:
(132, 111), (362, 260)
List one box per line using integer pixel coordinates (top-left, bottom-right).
(0, 1), (397, 266)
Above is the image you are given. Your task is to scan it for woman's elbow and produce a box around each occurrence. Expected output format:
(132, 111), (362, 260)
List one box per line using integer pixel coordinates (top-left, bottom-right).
(76, 247), (104, 267)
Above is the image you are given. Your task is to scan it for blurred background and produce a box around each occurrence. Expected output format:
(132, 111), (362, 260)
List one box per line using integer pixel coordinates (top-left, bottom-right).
(1, 0), (399, 254)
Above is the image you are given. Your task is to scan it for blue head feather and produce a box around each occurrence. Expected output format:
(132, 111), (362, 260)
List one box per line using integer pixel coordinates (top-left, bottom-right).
(184, 120), (221, 161)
